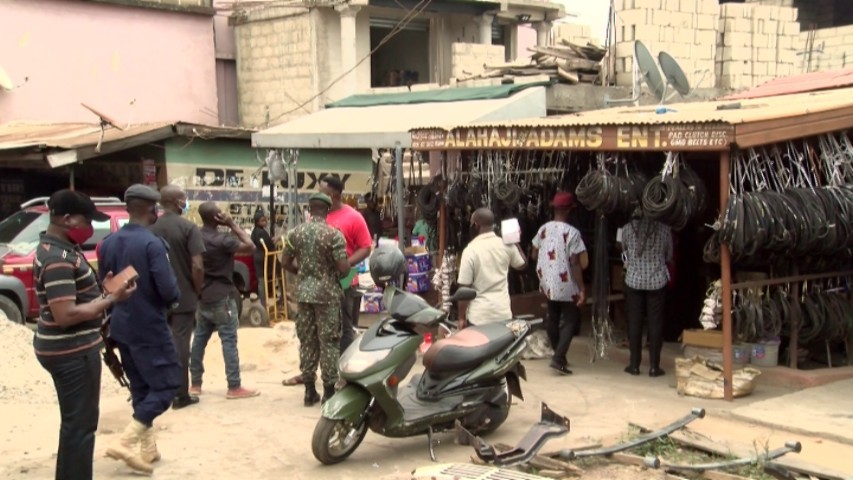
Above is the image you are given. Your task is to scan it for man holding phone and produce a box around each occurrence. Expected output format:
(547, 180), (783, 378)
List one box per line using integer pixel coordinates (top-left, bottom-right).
(34, 189), (137, 480)
(98, 184), (181, 475)
(189, 201), (260, 400)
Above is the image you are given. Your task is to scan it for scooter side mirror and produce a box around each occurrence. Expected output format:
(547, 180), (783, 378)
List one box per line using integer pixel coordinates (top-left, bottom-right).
(450, 287), (477, 303)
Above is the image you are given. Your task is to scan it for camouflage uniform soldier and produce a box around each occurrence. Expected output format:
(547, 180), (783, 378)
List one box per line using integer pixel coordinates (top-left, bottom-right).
(283, 193), (350, 406)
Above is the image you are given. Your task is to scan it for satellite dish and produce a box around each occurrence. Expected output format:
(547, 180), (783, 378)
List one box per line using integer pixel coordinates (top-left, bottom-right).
(0, 66), (13, 91)
(81, 103), (125, 131)
(81, 103), (127, 154)
(634, 40), (665, 103)
(658, 51), (691, 96)
(0, 65), (28, 91)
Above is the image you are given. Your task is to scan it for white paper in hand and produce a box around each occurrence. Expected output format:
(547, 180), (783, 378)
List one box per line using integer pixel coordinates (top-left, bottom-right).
(501, 218), (521, 244)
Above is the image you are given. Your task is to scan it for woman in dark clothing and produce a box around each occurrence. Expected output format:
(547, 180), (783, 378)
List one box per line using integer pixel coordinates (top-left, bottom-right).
(251, 209), (275, 307)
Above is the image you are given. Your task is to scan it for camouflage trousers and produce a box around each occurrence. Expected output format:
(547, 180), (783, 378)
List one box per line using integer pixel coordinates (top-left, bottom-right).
(296, 302), (341, 386)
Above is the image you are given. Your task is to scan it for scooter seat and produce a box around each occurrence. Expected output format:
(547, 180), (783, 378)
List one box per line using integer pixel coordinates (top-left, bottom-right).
(423, 323), (515, 373)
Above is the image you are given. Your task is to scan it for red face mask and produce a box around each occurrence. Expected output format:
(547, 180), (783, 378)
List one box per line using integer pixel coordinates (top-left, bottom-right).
(67, 224), (94, 245)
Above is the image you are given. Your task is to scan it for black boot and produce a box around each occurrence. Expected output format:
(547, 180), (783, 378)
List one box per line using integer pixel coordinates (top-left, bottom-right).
(321, 384), (335, 404)
(304, 384), (320, 407)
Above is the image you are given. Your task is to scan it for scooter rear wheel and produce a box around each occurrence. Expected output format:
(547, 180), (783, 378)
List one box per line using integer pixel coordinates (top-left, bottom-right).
(312, 416), (368, 465)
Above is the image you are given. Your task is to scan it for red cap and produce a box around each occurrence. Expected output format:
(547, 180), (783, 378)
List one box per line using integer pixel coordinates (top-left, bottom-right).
(551, 191), (575, 209)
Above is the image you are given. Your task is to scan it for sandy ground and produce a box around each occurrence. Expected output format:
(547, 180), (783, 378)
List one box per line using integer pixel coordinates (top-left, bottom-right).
(2, 318), (852, 480)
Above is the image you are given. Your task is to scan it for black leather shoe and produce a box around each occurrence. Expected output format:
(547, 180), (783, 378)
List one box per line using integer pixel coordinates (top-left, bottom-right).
(649, 368), (666, 377)
(549, 362), (573, 375)
(623, 366), (640, 376)
(304, 385), (321, 407)
(172, 395), (200, 410)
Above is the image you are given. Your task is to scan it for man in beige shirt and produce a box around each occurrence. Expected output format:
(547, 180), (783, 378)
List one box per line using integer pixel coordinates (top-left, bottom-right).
(457, 208), (527, 328)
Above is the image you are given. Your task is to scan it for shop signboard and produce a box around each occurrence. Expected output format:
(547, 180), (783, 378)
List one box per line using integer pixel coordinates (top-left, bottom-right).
(167, 163), (371, 230)
(410, 123), (734, 151)
(162, 138), (373, 231)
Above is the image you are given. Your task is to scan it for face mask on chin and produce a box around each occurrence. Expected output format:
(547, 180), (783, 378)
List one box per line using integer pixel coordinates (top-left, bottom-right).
(67, 224), (94, 245)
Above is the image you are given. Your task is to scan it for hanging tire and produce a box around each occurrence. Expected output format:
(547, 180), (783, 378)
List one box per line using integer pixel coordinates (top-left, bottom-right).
(243, 304), (268, 328)
(311, 416), (368, 465)
(0, 295), (24, 325)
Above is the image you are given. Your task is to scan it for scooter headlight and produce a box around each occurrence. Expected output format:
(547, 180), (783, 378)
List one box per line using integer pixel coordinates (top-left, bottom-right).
(339, 347), (393, 375)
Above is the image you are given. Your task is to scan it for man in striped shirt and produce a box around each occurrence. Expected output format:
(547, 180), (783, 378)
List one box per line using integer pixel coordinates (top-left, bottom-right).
(34, 189), (136, 480)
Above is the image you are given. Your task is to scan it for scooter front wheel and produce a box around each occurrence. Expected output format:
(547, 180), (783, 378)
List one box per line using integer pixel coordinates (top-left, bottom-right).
(312, 416), (369, 465)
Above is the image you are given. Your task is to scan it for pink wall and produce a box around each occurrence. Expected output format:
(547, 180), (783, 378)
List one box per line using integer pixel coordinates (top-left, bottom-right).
(515, 25), (537, 61)
(0, 0), (218, 125)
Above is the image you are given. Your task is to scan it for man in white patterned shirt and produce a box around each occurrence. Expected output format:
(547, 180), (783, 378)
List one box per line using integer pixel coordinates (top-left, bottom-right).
(532, 192), (587, 375)
(619, 212), (673, 377)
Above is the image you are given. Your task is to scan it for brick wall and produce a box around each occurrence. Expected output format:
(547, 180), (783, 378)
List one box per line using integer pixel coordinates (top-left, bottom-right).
(553, 23), (597, 46)
(799, 25), (853, 72)
(716, 2), (800, 89)
(614, 0), (719, 89)
(746, 0), (836, 29)
(450, 43), (506, 81)
(234, 7), (315, 128)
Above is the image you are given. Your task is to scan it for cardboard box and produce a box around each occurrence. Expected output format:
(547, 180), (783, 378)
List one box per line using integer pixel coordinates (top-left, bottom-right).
(406, 272), (430, 294)
(681, 329), (723, 348)
(405, 246), (431, 274)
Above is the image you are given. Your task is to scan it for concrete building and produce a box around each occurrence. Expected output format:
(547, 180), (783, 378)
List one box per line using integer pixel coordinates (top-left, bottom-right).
(611, 0), (853, 92)
(0, 0), (220, 125)
(230, 0), (565, 128)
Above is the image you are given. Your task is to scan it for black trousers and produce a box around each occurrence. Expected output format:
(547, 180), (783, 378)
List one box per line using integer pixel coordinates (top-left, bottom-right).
(546, 300), (580, 367)
(118, 341), (180, 426)
(624, 285), (667, 369)
(38, 348), (101, 480)
(339, 287), (363, 353)
(168, 311), (195, 399)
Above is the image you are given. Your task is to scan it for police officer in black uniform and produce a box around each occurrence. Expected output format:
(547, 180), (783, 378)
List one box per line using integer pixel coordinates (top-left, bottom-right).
(97, 184), (181, 475)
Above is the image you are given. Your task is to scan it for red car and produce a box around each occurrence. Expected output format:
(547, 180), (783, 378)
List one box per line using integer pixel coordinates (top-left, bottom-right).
(0, 196), (253, 324)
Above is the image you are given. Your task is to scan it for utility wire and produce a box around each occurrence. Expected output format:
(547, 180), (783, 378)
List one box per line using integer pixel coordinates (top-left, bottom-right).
(259, 0), (435, 128)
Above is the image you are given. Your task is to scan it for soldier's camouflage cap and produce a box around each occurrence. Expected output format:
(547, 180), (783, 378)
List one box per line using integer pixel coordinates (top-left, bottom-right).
(309, 192), (332, 206)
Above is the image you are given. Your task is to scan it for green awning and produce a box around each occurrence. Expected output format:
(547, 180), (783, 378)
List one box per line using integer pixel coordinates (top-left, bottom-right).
(326, 82), (551, 108)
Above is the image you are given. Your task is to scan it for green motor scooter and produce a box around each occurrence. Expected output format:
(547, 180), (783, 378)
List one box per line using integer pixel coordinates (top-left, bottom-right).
(312, 252), (538, 465)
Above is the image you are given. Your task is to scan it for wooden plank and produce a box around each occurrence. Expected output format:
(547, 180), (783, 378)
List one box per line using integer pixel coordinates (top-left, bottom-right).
(529, 456), (584, 476)
(558, 67), (580, 84)
(527, 47), (600, 70)
(536, 469), (568, 479)
(541, 442), (602, 457)
(702, 471), (751, 480)
(635, 426), (851, 480)
(612, 452), (652, 467)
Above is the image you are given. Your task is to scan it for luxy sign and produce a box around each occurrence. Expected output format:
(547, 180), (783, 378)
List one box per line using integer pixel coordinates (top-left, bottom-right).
(167, 163), (371, 229)
(411, 123), (735, 151)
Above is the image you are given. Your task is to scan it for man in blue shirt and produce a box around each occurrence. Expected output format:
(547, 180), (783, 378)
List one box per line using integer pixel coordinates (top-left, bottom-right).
(98, 184), (181, 475)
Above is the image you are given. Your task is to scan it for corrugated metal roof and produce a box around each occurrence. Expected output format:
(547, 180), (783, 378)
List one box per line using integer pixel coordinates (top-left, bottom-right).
(253, 86), (547, 149)
(412, 87), (853, 132)
(0, 122), (173, 151)
(723, 68), (853, 100)
(0, 121), (254, 152)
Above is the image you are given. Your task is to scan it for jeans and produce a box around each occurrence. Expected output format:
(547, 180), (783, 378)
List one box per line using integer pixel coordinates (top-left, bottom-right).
(191, 298), (241, 389)
(118, 341), (181, 426)
(37, 348), (101, 480)
(339, 287), (362, 353)
(624, 285), (667, 369)
(545, 300), (580, 367)
(168, 312), (196, 400)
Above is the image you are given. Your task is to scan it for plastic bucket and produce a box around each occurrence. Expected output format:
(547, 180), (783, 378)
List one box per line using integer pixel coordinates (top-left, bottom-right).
(733, 343), (750, 365)
(750, 341), (780, 367)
